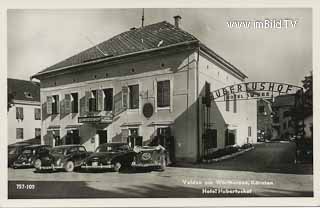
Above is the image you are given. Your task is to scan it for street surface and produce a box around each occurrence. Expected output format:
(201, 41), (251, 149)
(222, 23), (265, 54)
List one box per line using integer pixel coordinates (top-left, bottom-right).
(8, 142), (313, 198)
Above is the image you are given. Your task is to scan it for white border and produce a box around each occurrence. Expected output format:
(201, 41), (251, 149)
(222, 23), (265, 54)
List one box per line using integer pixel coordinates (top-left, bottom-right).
(1, 0), (320, 207)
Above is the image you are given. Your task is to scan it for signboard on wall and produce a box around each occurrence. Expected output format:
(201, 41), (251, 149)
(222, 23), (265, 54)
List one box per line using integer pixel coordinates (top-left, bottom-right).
(212, 82), (302, 101)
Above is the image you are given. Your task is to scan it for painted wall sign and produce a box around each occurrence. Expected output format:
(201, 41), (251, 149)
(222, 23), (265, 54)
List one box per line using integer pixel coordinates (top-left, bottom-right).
(212, 82), (302, 101)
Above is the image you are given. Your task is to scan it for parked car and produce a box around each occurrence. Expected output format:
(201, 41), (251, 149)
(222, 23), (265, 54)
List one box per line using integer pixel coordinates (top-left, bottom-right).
(131, 145), (167, 171)
(12, 145), (51, 168)
(8, 143), (31, 167)
(34, 145), (90, 172)
(81, 143), (135, 172)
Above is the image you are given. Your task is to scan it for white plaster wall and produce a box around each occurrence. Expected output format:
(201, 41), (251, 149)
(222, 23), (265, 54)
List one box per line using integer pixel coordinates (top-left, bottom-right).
(8, 102), (41, 144)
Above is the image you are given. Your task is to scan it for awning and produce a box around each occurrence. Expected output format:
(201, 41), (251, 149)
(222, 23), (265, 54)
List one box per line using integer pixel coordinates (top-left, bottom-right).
(121, 121), (143, 127)
(150, 121), (174, 126)
(47, 125), (60, 130)
(65, 124), (82, 130)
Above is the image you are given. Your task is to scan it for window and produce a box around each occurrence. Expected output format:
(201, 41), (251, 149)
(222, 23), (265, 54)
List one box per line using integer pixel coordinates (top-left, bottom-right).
(233, 96), (237, 113)
(34, 108), (41, 120)
(248, 126), (252, 137)
(16, 128), (23, 139)
(157, 80), (170, 107)
(52, 95), (59, 114)
(35, 128), (41, 138)
(16, 107), (24, 120)
(128, 85), (139, 109)
(225, 94), (230, 112)
(89, 90), (98, 112)
(71, 93), (78, 113)
(258, 106), (265, 113)
(103, 88), (113, 111)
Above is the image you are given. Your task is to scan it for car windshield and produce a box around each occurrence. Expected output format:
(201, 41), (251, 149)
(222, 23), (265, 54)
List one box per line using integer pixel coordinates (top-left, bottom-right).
(95, 144), (129, 153)
(22, 149), (33, 155)
(50, 147), (66, 155)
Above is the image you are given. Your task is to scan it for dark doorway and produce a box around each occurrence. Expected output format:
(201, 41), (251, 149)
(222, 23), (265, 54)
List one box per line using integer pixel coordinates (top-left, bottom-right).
(66, 130), (80, 145)
(97, 130), (108, 145)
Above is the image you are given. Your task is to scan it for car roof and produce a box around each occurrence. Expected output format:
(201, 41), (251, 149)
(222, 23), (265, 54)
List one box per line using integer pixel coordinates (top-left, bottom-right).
(98, 143), (128, 147)
(52, 145), (84, 149)
(9, 143), (30, 147)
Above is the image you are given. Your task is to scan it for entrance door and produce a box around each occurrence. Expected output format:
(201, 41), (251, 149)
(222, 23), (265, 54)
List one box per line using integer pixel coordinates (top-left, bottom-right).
(97, 130), (108, 145)
(156, 127), (175, 163)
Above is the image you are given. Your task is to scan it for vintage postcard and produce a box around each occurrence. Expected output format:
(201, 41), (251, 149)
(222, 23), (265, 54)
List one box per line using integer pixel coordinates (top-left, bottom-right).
(1, 2), (319, 207)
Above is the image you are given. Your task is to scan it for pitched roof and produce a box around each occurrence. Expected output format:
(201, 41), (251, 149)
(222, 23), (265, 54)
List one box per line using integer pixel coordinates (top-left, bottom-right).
(32, 21), (247, 79)
(7, 78), (40, 102)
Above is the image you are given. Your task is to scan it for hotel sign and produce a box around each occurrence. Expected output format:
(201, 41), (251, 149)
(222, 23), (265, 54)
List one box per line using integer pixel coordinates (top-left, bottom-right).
(78, 115), (113, 123)
(212, 82), (302, 101)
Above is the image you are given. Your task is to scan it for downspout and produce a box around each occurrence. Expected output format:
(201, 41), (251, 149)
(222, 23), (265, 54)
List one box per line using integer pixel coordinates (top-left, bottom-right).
(196, 45), (200, 162)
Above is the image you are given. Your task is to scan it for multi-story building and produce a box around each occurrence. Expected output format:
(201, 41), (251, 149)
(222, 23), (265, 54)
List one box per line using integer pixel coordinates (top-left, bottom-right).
(272, 94), (295, 139)
(32, 16), (257, 162)
(257, 99), (273, 141)
(7, 78), (41, 144)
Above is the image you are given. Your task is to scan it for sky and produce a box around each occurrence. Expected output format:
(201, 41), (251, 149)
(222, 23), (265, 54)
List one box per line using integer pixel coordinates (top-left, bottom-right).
(7, 8), (312, 86)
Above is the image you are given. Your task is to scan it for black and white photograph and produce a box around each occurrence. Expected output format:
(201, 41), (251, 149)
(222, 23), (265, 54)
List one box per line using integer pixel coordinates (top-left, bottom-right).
(3, 5), (317, 205)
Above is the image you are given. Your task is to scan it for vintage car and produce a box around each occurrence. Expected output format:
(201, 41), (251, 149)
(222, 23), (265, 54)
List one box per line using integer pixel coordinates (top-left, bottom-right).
(12, 144), (51, 168)
(34, 145), (90, 172)
(8, 143), (31, 167)
(81, 143), (135, 172)
(131, 145), (167, 171)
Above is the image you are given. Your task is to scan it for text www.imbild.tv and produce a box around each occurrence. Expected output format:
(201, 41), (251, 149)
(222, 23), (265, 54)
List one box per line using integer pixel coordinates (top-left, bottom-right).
(227, 19), (298, 29)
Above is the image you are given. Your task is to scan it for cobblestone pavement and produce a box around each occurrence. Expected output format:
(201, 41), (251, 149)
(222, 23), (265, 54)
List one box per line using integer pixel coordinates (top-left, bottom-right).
(8, 142), (313, 198)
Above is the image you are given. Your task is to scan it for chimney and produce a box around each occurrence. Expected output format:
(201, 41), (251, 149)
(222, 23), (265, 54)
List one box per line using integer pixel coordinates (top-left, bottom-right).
(173, 15), (181, 28)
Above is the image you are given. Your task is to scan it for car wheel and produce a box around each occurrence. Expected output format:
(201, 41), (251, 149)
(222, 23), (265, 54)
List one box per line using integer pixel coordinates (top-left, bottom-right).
(65, 161), (75, 172)
(114, 162), (121, 172)
(34, 159), (42, 170)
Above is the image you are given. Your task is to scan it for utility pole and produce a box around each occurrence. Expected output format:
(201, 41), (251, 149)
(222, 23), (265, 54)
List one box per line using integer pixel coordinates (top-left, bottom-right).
(141, 8), (145, 27)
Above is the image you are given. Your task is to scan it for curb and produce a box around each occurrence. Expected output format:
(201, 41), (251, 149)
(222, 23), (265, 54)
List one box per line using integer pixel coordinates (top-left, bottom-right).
(202, 146), (255, 163)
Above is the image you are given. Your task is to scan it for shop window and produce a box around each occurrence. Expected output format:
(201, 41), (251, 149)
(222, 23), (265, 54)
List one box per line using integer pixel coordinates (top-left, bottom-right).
(34, 108), (41, 120)
(127, 128), (142, 147)
(52, 95), (59, 114)
(35, 128), (41, 138)
(248, 126), (252, 137)
(89, 90), (98, 112)
(71, 93), (78, 113)
(157, 80), (170, 108)
(16, 128), (23, 139)
(16, 107), (24, 120)
(128, 85), (139, 109)
(66, 130), (80, 145)
(103, 88), (113, 111)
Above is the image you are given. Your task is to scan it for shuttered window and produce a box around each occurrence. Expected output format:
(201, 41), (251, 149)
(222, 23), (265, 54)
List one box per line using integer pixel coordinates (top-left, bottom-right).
(225, 94), (230, 112)
(16, 128), (23, 139)
(52, 95), (59, 114)
(16, 107), (24, 120)
(129, 85), (139, 109)
(157, 80), (170, 107)
(104, 88), (113, 111)
(35, 128), (41, 138)
(34, 108), (41, 120)
(89, 90), (97, 112)
(71, 93), (78, 113)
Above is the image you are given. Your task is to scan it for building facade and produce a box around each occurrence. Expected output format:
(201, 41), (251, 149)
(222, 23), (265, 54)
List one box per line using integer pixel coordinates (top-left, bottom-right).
(7, 79), (41, 144)
(257, 99), (273, 141)
(32, 17), (257, 162)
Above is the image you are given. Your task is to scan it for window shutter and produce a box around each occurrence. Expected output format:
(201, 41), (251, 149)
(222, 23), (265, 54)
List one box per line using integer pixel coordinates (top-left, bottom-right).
(122, 86), (128, 109)
(20, 108), (24, 120)
(16, 107), (19, 119)
(157, 82), (163, 107)
(97, 89), (104, 111)
(163, 81), (170, 107)
(60, 98), (65, 115)
(65, 94), (71, 114)
(47, 96), (52, 115)
(56, 96), (60, 114)
(84, 91), (90, 113)
(113, 92), (122, 115)
(80, 96), (86, 116)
